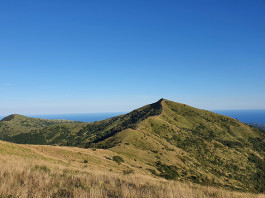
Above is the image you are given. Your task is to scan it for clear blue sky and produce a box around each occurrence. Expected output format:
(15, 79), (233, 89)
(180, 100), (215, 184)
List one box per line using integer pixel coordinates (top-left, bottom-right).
(0, 0), (265, 115)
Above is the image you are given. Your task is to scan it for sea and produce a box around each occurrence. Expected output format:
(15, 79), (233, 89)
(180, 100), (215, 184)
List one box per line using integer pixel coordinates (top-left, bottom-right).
(29, 112), (125, 122)
(0, 110), (264, 124)
(0, 112), (124, 123)
(212, 110), (265, 124)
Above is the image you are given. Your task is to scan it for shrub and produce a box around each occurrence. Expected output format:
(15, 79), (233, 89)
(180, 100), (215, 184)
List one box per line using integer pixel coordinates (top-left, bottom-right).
(155, 161), (179, 180)
(112, 156), (124, 164)
(123, 169), (134, 175)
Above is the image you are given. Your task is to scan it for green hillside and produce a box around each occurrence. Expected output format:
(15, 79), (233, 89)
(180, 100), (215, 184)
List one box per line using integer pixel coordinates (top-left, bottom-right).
(1, 99), (265, 193)
(0, 114), (81, 139)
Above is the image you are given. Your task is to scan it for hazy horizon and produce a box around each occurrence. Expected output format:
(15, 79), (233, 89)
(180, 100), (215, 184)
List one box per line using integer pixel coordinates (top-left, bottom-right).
(1, 109), (265, 124)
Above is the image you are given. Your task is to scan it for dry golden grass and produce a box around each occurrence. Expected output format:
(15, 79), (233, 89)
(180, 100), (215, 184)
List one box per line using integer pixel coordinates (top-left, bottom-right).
(0, 142), (265, 198)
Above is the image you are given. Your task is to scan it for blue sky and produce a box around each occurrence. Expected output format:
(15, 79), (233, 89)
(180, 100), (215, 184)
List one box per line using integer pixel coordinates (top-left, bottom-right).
(0, 0), (265, 115)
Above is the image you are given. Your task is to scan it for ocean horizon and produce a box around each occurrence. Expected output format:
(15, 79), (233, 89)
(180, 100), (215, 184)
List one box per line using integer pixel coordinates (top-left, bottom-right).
(212, 110), (265, 124)
(0, 112), (125, 123)
(0, 110), (264, 124)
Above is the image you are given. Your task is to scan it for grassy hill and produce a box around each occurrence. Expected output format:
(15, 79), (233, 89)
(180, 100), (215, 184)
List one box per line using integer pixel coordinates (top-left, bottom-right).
(0, 140), (264, 198)
(1, 99), (265, 193)
(0, 114), (81, 139)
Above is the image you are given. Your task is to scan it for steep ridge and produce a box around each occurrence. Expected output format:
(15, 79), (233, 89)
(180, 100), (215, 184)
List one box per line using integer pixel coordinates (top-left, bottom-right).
(0, 99), (265, 192)
(75, 98), (163, 148)
(0, 99), (163, 147)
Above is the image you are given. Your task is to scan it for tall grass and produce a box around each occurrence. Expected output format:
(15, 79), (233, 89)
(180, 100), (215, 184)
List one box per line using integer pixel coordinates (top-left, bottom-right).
(0, 155), (264, 198)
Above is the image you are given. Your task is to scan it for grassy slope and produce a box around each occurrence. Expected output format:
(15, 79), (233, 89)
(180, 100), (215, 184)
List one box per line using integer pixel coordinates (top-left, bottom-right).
(0, 114), (80, 139)
(0, 140), (264, 198)
(101, 100), (265, 192)
(1, 99), (265, 193)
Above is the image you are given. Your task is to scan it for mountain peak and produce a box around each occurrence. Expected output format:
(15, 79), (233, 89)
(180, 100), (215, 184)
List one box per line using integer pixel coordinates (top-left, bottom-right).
(157, 98), (169, 103)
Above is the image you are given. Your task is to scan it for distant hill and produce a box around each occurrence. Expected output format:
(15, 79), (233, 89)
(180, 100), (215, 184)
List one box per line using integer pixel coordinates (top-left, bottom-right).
(0, 114), (82, 140)
(249, 123), (265, 131)
(1, 99), (265, 193)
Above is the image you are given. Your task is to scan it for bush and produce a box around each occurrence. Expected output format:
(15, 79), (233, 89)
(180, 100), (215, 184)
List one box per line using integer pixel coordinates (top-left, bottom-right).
(155, 161), (179, 180)
(123, 169), (134, 175)
(112, 156), (124, 164)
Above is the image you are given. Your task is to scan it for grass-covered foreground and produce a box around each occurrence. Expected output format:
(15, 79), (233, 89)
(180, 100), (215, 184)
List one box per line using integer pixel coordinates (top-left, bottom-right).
(0, 140), (264, 198)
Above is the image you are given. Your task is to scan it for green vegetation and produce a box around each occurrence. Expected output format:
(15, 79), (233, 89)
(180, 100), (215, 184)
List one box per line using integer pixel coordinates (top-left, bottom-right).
(1, 99), (265, 193)
(155, 161), (179, 180)
(0, 114), (81, 140)
(112, 155), (124, 164)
